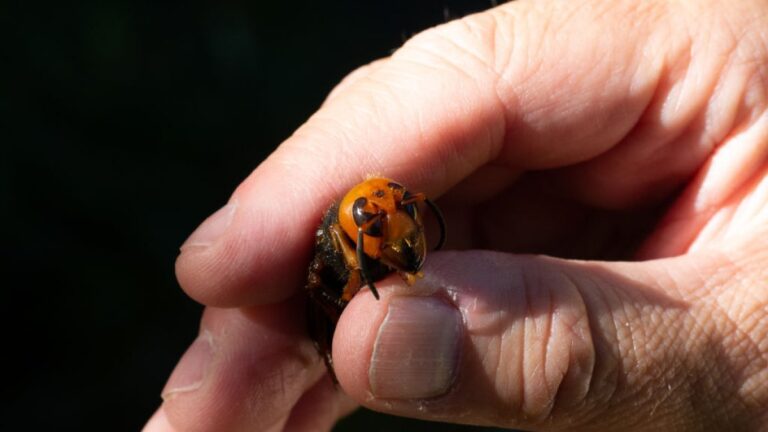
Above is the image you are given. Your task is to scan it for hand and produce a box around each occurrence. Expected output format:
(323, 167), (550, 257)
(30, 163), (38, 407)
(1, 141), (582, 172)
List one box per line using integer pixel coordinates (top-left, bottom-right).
(145, 0), (768, 430)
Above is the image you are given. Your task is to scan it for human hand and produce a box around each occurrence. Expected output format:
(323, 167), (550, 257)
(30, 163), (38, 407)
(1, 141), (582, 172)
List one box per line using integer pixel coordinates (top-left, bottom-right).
(145, 0), (768, 430)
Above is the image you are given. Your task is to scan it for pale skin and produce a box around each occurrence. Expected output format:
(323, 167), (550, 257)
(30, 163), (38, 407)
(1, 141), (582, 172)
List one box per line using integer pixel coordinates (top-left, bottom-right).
(145, 0), (768, 430)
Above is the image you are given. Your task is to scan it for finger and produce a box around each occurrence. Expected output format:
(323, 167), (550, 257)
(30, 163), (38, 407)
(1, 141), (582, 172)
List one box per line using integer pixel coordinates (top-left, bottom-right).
(333, 250), (763, 430)
(638, 119), (768, 258)
(281, 375), (358, 432)
(552, 0), (767, 210)
(159, 301), (325, 432)
(176, 0), (686, 307)
(142, 407), (176, 432)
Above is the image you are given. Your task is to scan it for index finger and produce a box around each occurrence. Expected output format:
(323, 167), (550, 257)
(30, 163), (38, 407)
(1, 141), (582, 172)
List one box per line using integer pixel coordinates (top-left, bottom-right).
(176, 1), (667, 307)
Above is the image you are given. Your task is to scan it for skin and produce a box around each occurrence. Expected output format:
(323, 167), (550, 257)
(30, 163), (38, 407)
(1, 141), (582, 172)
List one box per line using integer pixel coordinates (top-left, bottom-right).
(145, 0), (768, 430)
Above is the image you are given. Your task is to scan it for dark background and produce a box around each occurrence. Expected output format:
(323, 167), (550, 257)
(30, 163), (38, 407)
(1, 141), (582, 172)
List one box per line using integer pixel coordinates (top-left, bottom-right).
(4, 0), (509, 430)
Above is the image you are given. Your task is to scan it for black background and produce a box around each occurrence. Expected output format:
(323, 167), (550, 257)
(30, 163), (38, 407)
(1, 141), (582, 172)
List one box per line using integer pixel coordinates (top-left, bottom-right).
(4, 0), (509, 430)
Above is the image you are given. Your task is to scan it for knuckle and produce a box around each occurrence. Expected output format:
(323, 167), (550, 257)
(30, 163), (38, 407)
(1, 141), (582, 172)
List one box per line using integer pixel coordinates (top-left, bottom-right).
(396, 8), (515, 85)
(517, 265), (604, 423)
(487, 259), (616, 427)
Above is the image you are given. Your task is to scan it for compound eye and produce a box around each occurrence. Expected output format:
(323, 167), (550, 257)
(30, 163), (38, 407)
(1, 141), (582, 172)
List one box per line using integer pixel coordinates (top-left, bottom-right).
(401, 191), (418, 219)
(353, 197), (384, 237)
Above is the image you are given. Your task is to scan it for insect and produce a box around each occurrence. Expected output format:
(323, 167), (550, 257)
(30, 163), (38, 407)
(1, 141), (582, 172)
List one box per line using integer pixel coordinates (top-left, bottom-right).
(305, 177), (446, 382)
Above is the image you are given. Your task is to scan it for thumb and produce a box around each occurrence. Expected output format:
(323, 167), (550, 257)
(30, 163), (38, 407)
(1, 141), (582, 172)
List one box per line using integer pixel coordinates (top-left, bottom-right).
(332, 250), (750, 430)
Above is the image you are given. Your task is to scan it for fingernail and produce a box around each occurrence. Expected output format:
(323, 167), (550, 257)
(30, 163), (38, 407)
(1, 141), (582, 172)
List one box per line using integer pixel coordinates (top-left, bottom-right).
(369, 296), (462, 399)
(162, 331), (214, 400)
(180, 202), (237, 251)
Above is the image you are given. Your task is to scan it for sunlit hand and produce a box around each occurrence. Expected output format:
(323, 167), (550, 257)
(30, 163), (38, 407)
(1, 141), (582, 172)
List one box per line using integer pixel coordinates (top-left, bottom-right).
(146, 0), (768, 430)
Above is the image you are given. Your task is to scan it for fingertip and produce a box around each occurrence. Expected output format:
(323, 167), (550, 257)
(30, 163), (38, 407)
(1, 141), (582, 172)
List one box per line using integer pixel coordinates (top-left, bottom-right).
(174, 186), (315, 307)
(333, 287), (388, 399)
(161, 305), (325, 432)
(143, 407), (176, 432)
(333, 277), (465, 403)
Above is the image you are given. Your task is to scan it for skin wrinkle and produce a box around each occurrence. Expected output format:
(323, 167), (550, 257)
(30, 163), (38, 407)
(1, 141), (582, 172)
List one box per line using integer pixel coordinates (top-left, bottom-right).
(501, 263), (525, 421)
(393, 44), (507, 191)
(248, 369), (290, 431)
(704, 20), (742, 142)
(738, 306), (768, 359)
(639, 279), (685, 390)
(319, 71), (462, 196)
(620, 299), (642, 395)
(545, 304), (569, 420)
(717, 268), (747, 326)
(640, 302), (691, 408)
(516, 8), (656, 170)
(633, 42), (665, 112)
(636, 84), (711, 187)
(548, 272), (593, 420)
(483, 22), (520, 148)
(736, 164), (768, 229)
(510, 8), (539, 94)
(644, 310), (681, 410)
(640, 33), (768, 256)
(480, 11), (499, 73)
(398, 43), (496, 132)
(617, 272), (656, 370)
(518, 258), (533, 419)
(743, 59), (768, 116)
(285, 127), (375, 196)
(672, 20), (710, 119)
(531, 260), (564, 421)
(314, 80), (420, 177)
(173, 328), (316, 432)
(686, 49), (733, 147)
(707, 257), (768, 398)
(518, 256), (545, 420)
(575, 270), (623, 413)
(511, 261), (588, 424)
(676, 307), (734, 420)
(648, 37), (693, 125)
(246, 351), (312, 401)
(477, 325), (497, 397)
(499, 309), (521, 420)
(489, 9), (555, 156)
(688, 344), (740, 428)
(397, 42), (479, 84)
(231, 216), (293, 295)
(698, 124), (768, 214)
(336, 116), (388, 173)
(724, 167), (768, 248)
(561, 274), (595, 414)
(440, 19), (497, 75)
(216, 231), (252, 296)
(526, 273), (553, 419)
(541, 278), (555, 419)
(647, 375), (678, 419)
(379, 54), (504, 196)
(727, 160), (768, 238)
(550, 270), (612, 429)
(668, 4), (698, 115)
(731, 335), (768, 408)
(584, 269), (633, 385)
